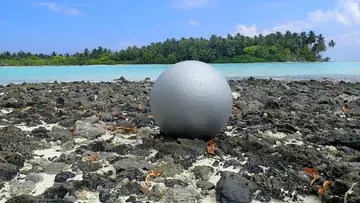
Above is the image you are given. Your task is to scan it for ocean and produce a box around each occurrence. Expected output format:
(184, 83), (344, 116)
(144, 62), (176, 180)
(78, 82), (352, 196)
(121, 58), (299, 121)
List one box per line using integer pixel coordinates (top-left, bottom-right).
(0, 62), (360, 85)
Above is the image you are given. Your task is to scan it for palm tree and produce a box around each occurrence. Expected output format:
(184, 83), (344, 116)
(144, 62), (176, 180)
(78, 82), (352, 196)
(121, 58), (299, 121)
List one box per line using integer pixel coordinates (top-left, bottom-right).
(328, 40), (336, 48)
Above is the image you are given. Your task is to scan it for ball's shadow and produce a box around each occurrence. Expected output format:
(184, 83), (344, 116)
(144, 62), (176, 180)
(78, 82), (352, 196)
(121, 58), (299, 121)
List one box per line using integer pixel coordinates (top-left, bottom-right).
(154, 130), (214, 142)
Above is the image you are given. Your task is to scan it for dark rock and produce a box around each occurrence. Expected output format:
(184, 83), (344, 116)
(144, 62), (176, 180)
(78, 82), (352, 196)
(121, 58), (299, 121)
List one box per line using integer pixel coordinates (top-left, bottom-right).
(47, 127), (73, 143)
(164, 179), (189, 187)
(196, 181), (215, 190)
(329, 179), (349, 196)
(0, 151), (25, 168)
(113, 158), (154, 172)
(125, 196), (137, 202)
(81, 173), (117, 191)
(99, 190), (112, 203)
(54, 171), (76, 183)
(216, 172), (252, 203)
(40, 184), (70, 199)
(153, 138), (207, 169)
(264, 99), (280, 109)
(72, 161), (103, 173)
(328, 130), (360, 150)
(31, 127), (50, 139)
(118, 181), (141, 196)
(192, 165), (213, 181)
(0, 126), (33, 158)
(342, 172), (360, 186)
(117, 168), (145, 182)
(4, 194), (38, 203)
(345, 182), (360, 203)
(0, 163), (19, 181)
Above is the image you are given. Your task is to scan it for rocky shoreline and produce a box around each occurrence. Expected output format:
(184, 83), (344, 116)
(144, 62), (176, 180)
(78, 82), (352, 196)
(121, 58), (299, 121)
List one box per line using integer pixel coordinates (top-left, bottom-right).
(0, 77), (359, 203)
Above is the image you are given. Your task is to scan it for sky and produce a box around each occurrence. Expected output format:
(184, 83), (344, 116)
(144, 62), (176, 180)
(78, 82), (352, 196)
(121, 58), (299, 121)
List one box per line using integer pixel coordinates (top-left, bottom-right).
(1, 0), (360, 60)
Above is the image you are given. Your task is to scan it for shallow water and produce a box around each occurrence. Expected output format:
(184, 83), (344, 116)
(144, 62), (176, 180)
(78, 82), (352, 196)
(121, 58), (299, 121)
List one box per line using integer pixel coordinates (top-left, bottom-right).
(0, 62), (360, 84)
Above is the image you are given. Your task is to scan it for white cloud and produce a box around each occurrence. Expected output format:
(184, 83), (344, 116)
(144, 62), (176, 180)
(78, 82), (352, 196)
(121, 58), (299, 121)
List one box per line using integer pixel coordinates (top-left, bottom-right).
(331, 31), (360, 44)
(188, 20), (199, 26)
(174, 0), (210, 9)
(308, 0), (360, 26)
(235, 24), (258, 37)
(234, 0), (360, 37)
(37, 2), (83, 16)
(234, 21), (314, 37)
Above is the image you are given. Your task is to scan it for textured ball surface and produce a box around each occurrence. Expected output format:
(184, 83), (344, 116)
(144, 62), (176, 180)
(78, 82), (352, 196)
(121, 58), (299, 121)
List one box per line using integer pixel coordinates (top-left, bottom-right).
(150, 60), (233, 140)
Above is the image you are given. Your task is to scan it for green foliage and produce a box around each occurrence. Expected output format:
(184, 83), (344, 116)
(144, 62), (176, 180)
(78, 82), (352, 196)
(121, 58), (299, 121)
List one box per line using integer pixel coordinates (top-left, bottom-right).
(0, 30), (335, 66)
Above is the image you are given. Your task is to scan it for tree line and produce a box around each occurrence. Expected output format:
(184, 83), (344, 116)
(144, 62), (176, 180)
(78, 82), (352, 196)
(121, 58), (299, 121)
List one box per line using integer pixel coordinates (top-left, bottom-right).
(0, 30), (335, 66)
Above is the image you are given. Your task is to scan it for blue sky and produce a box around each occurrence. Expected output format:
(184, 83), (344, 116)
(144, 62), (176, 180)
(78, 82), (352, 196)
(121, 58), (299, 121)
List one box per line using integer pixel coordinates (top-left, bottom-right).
(1, 0), (360, 60)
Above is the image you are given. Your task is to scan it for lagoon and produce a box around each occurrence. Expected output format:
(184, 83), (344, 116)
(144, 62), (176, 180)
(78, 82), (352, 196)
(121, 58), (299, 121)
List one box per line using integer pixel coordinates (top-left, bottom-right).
(1, 62), (360, 85)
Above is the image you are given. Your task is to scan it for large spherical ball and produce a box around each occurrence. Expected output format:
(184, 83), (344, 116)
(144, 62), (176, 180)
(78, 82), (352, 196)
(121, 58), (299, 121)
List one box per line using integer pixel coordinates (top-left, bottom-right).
(150, 60), (233, 140)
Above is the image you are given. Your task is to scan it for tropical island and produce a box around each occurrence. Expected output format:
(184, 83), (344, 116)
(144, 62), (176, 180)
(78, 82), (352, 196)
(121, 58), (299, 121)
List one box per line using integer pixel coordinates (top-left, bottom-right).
(0, 30), (335, 66)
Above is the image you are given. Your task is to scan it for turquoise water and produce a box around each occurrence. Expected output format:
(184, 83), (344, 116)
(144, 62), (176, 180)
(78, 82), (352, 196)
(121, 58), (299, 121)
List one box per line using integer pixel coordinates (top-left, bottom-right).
(0, 62), (360, 84)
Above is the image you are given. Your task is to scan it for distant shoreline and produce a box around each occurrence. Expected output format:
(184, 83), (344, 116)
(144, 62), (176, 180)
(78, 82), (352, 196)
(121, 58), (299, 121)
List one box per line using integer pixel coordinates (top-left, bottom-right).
(0, 61), (354, 68)
(1, 74), (360, 86)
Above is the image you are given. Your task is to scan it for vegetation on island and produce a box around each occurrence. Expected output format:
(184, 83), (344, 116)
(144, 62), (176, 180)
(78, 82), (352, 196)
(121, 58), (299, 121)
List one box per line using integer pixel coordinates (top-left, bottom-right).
(0, 30), (335, 66)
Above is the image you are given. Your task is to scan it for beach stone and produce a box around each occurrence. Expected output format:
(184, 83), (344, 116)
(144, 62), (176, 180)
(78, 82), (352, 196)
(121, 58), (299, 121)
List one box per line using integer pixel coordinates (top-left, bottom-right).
(0, 163), (19, 181)
(31, 127), (50, 139)
(125, 196), (138, 202)
(2, 98), (20, 108)
(149, 184), (166, 202)
(31, 157), (50, 167)
(4, 194), (38, 203)
(81, 173), (117, 191)
(43, 162), (66, 174)
(0, 151), (26, 168)
(216, 172), (252, 203)
(136, 126), (152, 138)
(99, 189), (112, 203)
(164, 179), (189, 187)
(329, 179), (349, 196)
(61, 140), (75, 151)
(163, 187), (200, 202)
(118, 181), (141, 196)
(153, 159), (183, 177)
(75, 120), (106, 139)
(196, 181), (215, 190)
(153, 138), (206, 169)
(57, 153), (77, 165)
(329, 131), (360, 150)
(132, 114), (153, 128)
(113, 158), (154, 171)
(342, 172), (360, 185)
(58, 118), (76, 128)
(82, 115), (99, 124)
(40, 182), (78, 199)
(0, 126), (33, 158)
(72, 161), (102, 173)
(117, 168), (145, 182)
(47, 127), (73, 143)
(25, 173), (44, 183)
(54, 171), (76, 183)
(100, 113), (113, 122)
(343, 182), (360, 203)
(9, 179), (36, 195)
(192, 165), (213, 181)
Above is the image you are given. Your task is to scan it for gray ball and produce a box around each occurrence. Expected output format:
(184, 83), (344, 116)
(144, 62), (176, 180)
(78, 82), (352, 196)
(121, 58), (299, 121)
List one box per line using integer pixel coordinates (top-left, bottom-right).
(150, 60), (233, 140)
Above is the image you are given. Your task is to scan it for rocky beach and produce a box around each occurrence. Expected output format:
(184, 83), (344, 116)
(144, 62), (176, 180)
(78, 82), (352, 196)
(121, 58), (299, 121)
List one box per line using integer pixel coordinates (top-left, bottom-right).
(0, 77), (359, 203)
